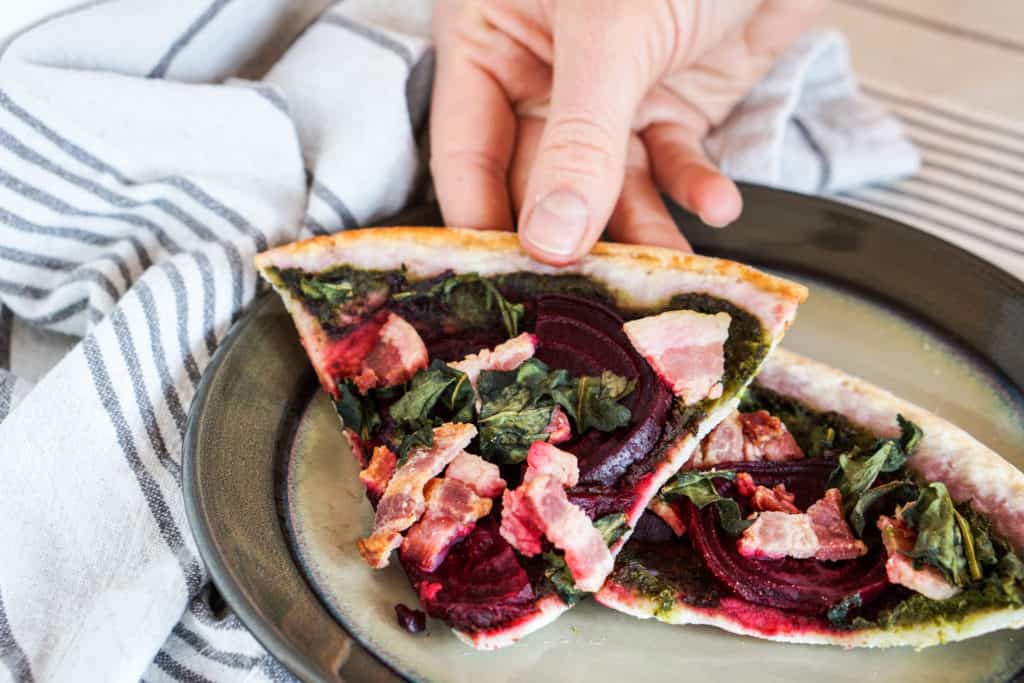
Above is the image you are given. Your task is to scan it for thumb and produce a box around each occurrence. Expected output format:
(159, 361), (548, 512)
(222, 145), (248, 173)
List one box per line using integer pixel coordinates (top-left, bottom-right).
(517, 3), (661, 265)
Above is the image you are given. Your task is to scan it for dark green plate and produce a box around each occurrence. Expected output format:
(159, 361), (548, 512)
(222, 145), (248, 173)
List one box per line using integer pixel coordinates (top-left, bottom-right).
(183, 185), (1024, 682)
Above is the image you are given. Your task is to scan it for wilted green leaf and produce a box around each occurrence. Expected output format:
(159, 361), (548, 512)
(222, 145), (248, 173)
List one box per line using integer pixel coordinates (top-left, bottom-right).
(660, 470), (750, 537)
(334, 380), (380, 440)
(594, 512), (629, 546)
(902, 482), (969, 586)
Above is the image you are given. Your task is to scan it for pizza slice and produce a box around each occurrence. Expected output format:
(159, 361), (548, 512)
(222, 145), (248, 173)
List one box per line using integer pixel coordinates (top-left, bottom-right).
(597, 348), (1024, 647)
(254, 227), (807, 648)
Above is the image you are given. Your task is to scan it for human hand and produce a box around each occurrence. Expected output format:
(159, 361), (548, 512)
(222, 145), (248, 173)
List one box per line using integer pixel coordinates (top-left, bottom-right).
(430, 0), (825, 264)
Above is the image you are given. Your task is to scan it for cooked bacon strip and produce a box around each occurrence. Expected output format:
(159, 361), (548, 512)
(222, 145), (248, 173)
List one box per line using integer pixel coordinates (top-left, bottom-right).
(648, 498), (686, 536)
(878, 514), (960, 600)
(689, 410), (804, 470)
(544, 406), (572, 444)
(401, 478), (493, 572)
(807, 489), (867, 560)
(351, 313), (428, 393)
(623, 310), (730, 404)
(740, 410), (805, 462)
(524, 441), (579, 488)
(445, 451), (506, 498)
(735, 472), (801, 514)
(359, 445), (398, 501)
(738, 511), (819, 560)
(501, 474), (613, 591)
(357, 423), (477, 568)
(448, 332), (538, 401)
(739, 488), (866, 561)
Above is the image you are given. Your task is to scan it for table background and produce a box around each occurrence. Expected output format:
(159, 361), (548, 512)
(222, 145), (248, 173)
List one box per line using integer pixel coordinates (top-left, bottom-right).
(1, 0), (1022, 385)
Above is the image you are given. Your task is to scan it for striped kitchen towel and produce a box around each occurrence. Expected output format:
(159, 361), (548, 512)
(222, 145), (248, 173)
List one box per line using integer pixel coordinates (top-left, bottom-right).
(0, 2), (929, 682)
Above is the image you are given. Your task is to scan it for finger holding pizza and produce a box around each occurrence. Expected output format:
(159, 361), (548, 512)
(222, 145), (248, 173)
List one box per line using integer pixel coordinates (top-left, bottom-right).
(429, 0), (826, 264)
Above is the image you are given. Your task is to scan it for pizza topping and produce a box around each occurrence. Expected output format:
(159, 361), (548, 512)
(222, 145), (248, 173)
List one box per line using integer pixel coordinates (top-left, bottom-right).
(448, 332), (538, 404)
(358, 423), (477, 568)
(738, 512), (818, 560)
(351, 312), (429, 393)
(738, 488), (866, 561)
(524, 441), (579, 488)
(359, 445), (398, 502)
(401, 478), (493, 572)
(394, 604), (427, 634)
(648, 498), (686, 536)
(806, 489), (868, 561)
(445, 451), (506, 498)
(622, 310), (730, 405)
(533, 295), (671, 486)
(544, 405), (572, 444)
(689, 410), (804, 470)
(878, 514), (960, 600)
(501, 474), (613, 591)
(737, 472), (801, 514)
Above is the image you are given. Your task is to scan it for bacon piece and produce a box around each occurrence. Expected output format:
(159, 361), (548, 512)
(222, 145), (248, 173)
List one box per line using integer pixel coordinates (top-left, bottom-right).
(738, 511), (818, 560)
(740, 410), (804, 462)
(623, 310), (730, 404)
(359, 445), (397, 501)
(735, 472), (801, 514)
(544, 406), (572, 445)
(448, 332), (538, 400)
(878, 515), (960, 600)
(351, 313), (428, 393)
(446, 451), (506, 498)
(648, 498), (686, 536)
(735, 471), (757, 497)
(358, 423), (477, 568)
(689, 410), (804, 470)
(524, 441), (579, 488)
(690, 411), (745, 469)
(807, 489), (867, 560)
(401, 478), (493, 572)
(500, 474), (613, 591)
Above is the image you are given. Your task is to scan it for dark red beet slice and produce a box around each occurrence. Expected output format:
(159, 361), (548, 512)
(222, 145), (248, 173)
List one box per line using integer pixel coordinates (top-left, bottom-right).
(567, 485), (636, 520)
(684, 458), (889, 615)
(534, 295), (672, 486)
(403, 518), (539, 634)
(394, 604), (426, 633)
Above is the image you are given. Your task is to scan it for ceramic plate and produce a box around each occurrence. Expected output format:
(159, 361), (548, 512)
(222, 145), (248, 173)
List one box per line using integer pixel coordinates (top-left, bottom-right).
(184, 185), (1024, 682)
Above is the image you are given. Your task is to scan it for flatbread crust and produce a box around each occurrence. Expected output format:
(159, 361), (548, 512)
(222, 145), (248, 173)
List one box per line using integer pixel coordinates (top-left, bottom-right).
(255, 227), (808, 648)
(596, 347), (1024, 648)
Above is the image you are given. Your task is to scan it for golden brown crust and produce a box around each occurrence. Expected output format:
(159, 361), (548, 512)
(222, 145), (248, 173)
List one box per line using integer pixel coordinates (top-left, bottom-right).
(254, 227), (807, 340)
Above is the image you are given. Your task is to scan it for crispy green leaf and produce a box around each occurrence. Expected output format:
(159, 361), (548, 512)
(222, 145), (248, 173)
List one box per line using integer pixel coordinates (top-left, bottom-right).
(902, 482), (969, 586)
(660, 470), (750, 537)
(299, 277), (354, 305)
(827, 416), (923, 517)
(594, 512), (629, 547)
(334, 380), (380, 440)
(849, 480), (918, 539)
(826, 594), (863, 630)
(897, 414), (923, 454)
(543, 551), (585, 605)
(552, 370), (636, 434)
(388, 360), (474, 424)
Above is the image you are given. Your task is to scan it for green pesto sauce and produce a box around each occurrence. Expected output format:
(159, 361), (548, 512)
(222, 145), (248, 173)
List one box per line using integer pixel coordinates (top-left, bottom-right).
(740, 384), (878, 457)
(860, 579), (1023, 631)
(610, 543), (722, 616)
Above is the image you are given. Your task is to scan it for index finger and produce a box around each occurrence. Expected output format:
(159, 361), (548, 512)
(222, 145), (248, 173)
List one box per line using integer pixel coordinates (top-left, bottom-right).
(430, 5), (516, 231)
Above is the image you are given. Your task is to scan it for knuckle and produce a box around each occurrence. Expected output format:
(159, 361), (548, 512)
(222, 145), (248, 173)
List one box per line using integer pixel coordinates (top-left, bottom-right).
(538, 114), (619, 178)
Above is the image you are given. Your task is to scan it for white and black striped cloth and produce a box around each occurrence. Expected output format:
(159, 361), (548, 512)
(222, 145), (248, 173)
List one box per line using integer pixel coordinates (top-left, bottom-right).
(0, 2), (1008, 682)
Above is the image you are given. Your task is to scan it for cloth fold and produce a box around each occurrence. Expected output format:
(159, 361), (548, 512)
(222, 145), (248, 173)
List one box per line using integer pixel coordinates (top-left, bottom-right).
(0, 3), (914, 681)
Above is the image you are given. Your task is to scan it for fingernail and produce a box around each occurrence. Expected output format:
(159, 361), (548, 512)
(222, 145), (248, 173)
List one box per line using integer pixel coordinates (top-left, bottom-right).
(699, 211), (729, 229)
(522, 190), (589, 256)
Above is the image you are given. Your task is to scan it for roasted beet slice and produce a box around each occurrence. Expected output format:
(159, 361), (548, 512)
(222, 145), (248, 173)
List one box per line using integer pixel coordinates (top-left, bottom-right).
(534, 295), (672, 486)
(684, 459), (889, 615)
(404, 518), (539, 634)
